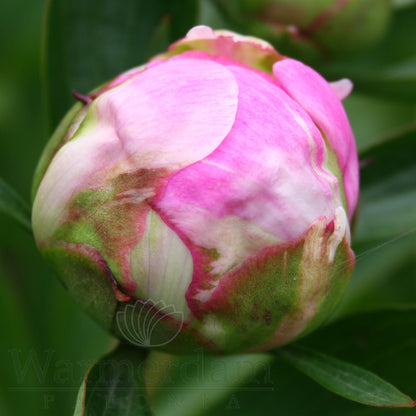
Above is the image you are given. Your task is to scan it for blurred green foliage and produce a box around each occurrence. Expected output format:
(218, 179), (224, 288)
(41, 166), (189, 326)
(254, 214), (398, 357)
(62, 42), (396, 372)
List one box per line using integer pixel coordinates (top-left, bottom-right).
(1, 0), (416, 415)
(0, 1), (112, 415)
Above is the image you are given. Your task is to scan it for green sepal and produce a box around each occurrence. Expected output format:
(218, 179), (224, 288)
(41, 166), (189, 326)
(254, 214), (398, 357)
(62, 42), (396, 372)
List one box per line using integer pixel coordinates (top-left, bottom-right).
(42, 241), (118, 330)
(192, 214), (354, 353)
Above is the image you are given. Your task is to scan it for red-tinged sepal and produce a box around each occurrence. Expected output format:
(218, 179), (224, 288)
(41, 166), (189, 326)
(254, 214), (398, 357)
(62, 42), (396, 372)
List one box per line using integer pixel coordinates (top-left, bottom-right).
(189, 207), (354, 353)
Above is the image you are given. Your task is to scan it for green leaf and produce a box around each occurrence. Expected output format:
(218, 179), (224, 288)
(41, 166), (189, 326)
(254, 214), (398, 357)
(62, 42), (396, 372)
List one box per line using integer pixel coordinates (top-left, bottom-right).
(147, 351), (273, 416)
(0, 178), (31, 232)
(204, 309), (416, 415)
(43, 0), (199, 132)
(354, 123), (416, 243)
(278, 345), (415, 407)
(321, 6), (416, 101)
(340, 121), (416, 315)
(330, 59), (416, 102)
(0, 265), (38, 416)
(343, 93), (416, 154)
(392, 0), (416, 10)
(338, 233), (416, 316)
(74, 343), (153, 416)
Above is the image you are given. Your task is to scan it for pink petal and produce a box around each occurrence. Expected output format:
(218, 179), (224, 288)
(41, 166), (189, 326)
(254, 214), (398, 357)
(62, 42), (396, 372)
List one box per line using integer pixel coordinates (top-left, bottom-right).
(156, 64), (343, 312)
(169, 28), (282, 75)
(273, 59), (359, 217)
(158, 65), (340, 242)
(330, 78), (353, 100)
(96, 57), (238, 169)
(186, 25), (216, 40)
(33, 58), (239, 241)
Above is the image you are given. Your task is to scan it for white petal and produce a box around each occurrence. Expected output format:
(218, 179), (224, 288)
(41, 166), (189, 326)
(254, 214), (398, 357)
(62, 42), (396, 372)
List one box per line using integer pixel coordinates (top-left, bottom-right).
(330, 78), (353, 100)
(130, 210), (193, 319)
(186, 25), (216, 39)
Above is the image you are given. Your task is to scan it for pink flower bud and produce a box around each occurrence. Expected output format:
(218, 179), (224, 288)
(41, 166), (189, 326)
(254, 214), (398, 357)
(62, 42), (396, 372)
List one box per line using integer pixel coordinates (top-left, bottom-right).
(32, 26), (359, 353)
(235, 0), (391, 57)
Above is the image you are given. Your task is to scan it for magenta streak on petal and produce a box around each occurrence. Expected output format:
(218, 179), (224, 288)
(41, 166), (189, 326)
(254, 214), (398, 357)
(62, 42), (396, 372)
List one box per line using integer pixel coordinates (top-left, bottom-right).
(155, 63), (340, 317)
(157, 64), (338, 239)
(195, 242), (287, 317)
(273, 59), (359, 217)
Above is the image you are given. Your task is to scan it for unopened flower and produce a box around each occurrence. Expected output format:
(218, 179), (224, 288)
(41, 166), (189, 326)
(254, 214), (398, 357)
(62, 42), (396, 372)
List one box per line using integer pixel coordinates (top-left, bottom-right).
(233, 0), (391, 58)
(32, 26), (359, 353)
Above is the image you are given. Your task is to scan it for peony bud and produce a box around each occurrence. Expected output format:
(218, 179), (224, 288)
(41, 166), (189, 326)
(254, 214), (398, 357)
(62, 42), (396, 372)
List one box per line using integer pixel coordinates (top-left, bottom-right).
(32, 26), (359, 354)
(233, 0), (391, 58)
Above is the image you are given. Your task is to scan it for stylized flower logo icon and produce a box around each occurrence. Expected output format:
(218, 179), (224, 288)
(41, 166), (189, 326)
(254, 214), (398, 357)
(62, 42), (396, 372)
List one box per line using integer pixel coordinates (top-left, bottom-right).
(115, 299), (184, 347)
